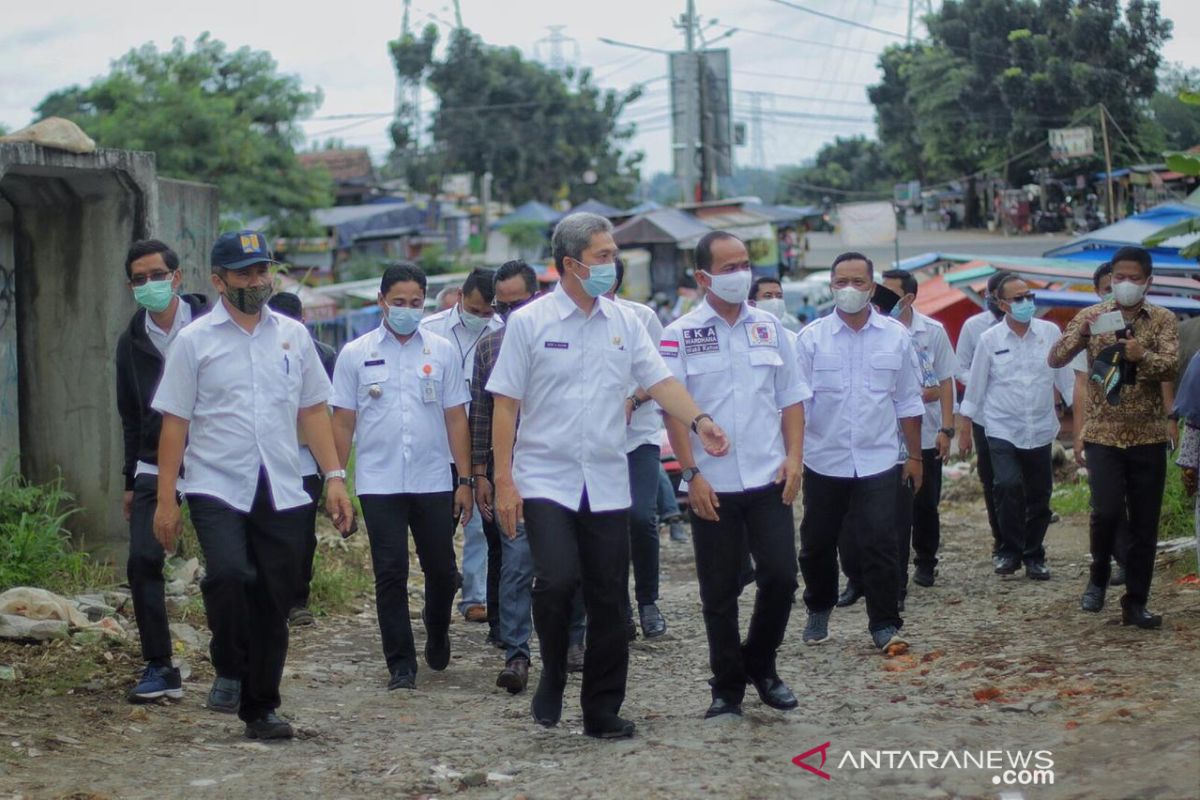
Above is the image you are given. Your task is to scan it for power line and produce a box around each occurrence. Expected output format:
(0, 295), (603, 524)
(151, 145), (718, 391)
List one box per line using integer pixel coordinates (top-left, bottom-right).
(735, 89), (872, 107)
(734, 69), (873, 88)
(767, 0), (908, 38)
(726, 25), (886, 56)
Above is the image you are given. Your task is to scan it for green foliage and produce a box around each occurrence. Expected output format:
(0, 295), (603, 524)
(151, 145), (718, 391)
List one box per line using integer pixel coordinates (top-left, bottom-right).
(34, 33), (332, 231)
(1142, 215), (1200, 259)
(869, 0), (1173, 187)
(306, 545), (374, 616)
(0, 467), (113, 593)
(500, 219), (549, 252)
(418, 243), (450, 275)
(776, 137), (900, 204)
(391, 28), (643, 207)
(1052, 455), (1195, 542)
(340, 255), (389, 282)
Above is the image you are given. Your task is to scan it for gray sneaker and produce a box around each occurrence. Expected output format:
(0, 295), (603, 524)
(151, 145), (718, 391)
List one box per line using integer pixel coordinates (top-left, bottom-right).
(802, 610), (831, 644)
(871, 626), (908, 652)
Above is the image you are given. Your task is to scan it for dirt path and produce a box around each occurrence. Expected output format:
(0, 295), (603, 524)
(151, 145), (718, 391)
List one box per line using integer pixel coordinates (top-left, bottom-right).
(2, 502), (1199, 800)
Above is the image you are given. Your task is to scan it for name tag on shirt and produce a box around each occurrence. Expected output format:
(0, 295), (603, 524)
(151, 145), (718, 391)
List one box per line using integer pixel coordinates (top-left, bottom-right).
(544, 341), (569, 350)
(364, 359), (385, 367)
(994, 348), (1010, 355)
(683, 326), (719, 355)
(745, 321), (778, 348)
(422, 378), (438, 404)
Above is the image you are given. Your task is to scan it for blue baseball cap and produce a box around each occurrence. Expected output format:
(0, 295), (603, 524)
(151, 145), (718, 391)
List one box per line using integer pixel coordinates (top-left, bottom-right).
(211, 230), (275, 270)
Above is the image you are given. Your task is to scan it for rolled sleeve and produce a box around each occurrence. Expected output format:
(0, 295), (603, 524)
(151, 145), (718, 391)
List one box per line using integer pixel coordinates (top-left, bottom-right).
(630, 318), (672, 391)
(298, 336), (332, 408)
(329, 346), (359, 411)
(893, 337), (925, 418)
(773, 322), (807, 408)
(150, 334), (198, 420)
(442, 350), (471, 408)
(486, 315), (530, 400)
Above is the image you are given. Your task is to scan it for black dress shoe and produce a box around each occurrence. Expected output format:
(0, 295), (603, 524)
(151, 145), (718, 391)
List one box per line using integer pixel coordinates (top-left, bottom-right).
(388, 669), (416, 690)
(993, 556), (1021, 575)
(1109, 563), (1127, 586)
(704, 698), (743, 719)
(639, 604), (667, 639)
(1080, 583), (1105, 613)
(836, 582), (863, 607)
(913, 565), (936, 587)
(748, 675), (798, 711)
(530, 676), (564, 727)
(583, 714), (636, 739)
(244, 712), (294, 740)
(1025, 561), (1051, 581)
(496, 656), (529, 695)
(1121, 602), (1163, 629)
(422, 609), (450, 671)
(207, 676), (241, 714)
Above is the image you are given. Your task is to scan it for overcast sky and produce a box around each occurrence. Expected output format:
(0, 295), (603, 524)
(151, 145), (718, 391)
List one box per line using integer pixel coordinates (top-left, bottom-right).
(2, 0), (1198, 177)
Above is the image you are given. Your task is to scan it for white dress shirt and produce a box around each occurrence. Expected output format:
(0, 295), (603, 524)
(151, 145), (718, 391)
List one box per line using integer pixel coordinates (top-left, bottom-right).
(136, 301), (194, 479)
(616, 297), (665, 453)
(420, 304), (503, 405)
(907, 311), (957, 450)
(662, 299), (805, 493)
(486, 284), (673, 512)
(959, 317), (1076, 450)
(152, 302), (332, 512)
(796, 309), (925, 479)
(331, 324), (470, 495)
(955, 308), (1000, 384)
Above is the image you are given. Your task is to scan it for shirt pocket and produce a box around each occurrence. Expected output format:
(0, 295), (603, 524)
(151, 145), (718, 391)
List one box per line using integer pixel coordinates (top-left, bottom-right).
(867, 352), (902, 393)
(600, 345), (634, 391)
(748, 349), (784, 395)
(812, 352), (842, 391)
(357, 365), (391, 407)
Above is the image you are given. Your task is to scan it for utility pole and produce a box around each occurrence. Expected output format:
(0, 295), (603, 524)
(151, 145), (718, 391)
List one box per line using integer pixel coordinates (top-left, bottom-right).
(907, 0), (916, 43)
(1100, 105), (1117, 223)
(535, 26), (580, 73)
(746, 91), (768, 170)
(452, 0), (463, 29)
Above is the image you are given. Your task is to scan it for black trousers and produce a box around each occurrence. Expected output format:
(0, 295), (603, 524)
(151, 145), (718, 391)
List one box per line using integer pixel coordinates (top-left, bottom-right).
(801, 467), (903, 632)
(626, 444), (662, 608)
(1084, 443), (1166, 605)
(523, 495), (629, 725)
(127, 474), (171, 665)
(295, 474), (324, 609)
(841, 472), (912, 597)
(910, 448), (944, 570)
(973, 423), (1002, 554)
(358, 492), (457, 676)
(987, 439), (1052, 563)
(187, 472), (309, 722)
(690, 483), (797, 703)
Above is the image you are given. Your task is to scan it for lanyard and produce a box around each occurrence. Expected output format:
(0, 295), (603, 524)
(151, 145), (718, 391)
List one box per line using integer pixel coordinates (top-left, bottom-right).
(451, 323), (487, 373)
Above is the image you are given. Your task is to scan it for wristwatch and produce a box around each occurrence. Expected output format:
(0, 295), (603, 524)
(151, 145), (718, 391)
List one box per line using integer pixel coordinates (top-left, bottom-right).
(681, 467), (701, 482)
(324, 469), (347, 481)
(691, 413), (713, 434)
(457, 476), (475, 488)
(628, 395), (644, 411)
(937, 427), (954, 438)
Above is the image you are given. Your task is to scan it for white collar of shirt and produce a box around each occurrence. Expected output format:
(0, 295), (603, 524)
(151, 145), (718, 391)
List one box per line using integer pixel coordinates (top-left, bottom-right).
(829, 306), (890, 335)
(693, 297), (751, 326)
(373, 321), (432, 350)
(551, 282), (615, 321)
(144, 299), (192, 338)
(208, 297), (282, 334)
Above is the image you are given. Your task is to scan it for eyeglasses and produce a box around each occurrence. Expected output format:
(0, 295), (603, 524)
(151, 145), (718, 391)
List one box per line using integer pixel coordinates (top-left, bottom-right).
(129, 271), (172, 287)
(1007, 292), (1036, 303)
(492, 297), (533, 316)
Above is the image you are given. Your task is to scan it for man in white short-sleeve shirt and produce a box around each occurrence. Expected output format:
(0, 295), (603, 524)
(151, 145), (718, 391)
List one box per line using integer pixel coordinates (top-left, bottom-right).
(331, 263), (473, 691)
(662, 231), (806, 720)
(487, 212), (729, 739)
(795, 252), (924, 655)
(151, 231), (354, 741)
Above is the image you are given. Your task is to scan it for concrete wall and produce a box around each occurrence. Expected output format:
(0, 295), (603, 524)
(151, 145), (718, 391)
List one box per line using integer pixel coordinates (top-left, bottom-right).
(154, 178), (219, 294)
(0, 198), (17, 461)
(0, 144), (218, 559)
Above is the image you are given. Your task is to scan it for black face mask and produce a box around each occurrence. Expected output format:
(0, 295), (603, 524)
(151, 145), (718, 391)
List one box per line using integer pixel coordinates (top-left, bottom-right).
(223, 282), (273, 315)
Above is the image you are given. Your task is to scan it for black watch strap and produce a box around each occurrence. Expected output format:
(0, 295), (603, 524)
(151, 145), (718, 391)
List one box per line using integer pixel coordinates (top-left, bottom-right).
(457, 476), (474, 488)
(938, 427), (955, 438)
(691, 413), (713, 434)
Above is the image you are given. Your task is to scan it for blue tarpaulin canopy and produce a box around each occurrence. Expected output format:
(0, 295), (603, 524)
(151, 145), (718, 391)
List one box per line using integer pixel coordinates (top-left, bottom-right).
(491, 200), (563, 229)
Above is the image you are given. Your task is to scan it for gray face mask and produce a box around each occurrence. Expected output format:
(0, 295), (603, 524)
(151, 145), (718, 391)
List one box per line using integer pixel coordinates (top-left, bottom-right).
(225, 283), (273, 315)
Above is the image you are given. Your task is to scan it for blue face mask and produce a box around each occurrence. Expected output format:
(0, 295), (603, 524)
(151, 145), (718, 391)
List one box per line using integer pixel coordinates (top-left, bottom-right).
(889, 300), (907, 319)
(578, 261), (617, 298)
(386, 305), (423, 335)
(1009, 299), (1036, 324)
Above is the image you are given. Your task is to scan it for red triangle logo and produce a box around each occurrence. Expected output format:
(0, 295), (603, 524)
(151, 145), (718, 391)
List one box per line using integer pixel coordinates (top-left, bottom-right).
(792, 742), (832, 780)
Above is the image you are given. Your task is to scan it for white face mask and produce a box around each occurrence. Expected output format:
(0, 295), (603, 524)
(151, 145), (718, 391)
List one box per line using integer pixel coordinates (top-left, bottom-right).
(756, 297), (787, 319)
(703, 269), (752, 305)
(833, 286), (870, 315)
(459, 306), (490, 333)
(1112, 280), (1146, 308)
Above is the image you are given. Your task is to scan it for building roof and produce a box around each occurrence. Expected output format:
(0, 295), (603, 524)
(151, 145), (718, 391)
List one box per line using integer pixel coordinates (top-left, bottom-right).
(493, 200), (563, 229)
(298, 148), (375, 185)
(1043, 201), (1200, 265)
(612, 208), (712, 248)
(571, 199), (625, 218)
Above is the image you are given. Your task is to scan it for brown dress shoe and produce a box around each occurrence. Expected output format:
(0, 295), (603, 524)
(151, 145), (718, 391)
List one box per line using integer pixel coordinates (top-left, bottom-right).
(496, 656), (530, 694)
(464, 605), (488, 623)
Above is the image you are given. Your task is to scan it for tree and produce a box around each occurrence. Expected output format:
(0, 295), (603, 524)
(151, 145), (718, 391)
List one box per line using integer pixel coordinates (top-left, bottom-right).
(34, 34), (332, 233)
(1148, 66), (1200, 151)
(775, 137), (900, 205)
(389, 28), (643, 207)
(869, 0), (1173, 215)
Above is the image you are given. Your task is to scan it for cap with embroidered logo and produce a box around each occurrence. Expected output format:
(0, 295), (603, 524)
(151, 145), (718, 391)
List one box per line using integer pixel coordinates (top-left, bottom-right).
(211, 230), (276, 270)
